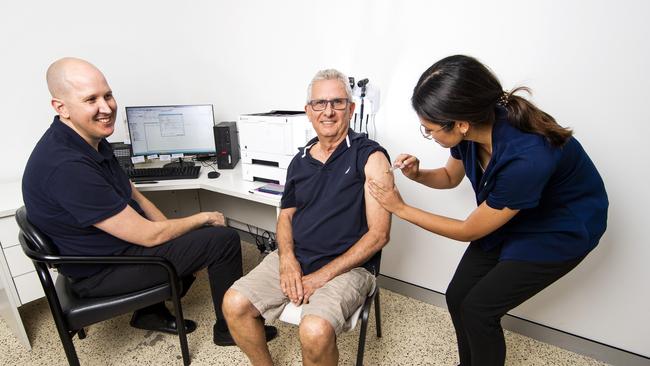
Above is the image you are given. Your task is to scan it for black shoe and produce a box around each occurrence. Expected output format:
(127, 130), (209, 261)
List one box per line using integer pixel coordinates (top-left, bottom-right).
(213, 324), (278, 346)
(130, 309), (197, 335)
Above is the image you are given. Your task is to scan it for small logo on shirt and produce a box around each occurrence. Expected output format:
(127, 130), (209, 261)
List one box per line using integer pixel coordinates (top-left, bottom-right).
(345, 166), (351, 174)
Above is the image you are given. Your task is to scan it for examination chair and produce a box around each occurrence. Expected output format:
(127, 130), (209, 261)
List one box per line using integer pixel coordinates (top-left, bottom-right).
(15, 206), (192, 366)
(278, 252), (383, 366)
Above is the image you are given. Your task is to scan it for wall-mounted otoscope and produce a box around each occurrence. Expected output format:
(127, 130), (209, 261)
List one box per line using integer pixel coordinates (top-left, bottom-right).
(350, 77), (380, 138)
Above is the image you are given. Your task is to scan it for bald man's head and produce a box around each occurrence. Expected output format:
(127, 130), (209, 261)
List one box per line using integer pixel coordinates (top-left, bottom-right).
(46, 57), (117, 147)
(46, 57), (106, 99)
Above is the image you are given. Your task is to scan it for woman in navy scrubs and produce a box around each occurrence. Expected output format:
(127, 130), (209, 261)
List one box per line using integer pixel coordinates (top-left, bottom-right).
(368, 55), (608, 366)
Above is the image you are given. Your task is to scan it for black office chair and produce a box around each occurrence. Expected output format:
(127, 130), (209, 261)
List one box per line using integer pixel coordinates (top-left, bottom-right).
(355, 251), (382, 366)
(15, 206), (191, 366)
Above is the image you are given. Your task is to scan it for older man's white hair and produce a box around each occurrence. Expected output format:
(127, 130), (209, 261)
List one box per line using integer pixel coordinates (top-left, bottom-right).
(306, 69), (353, 103)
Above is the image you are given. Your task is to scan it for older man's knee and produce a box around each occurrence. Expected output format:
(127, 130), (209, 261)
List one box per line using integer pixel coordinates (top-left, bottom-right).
(299, 315), (335, 349)
(222, 288), (257, 320)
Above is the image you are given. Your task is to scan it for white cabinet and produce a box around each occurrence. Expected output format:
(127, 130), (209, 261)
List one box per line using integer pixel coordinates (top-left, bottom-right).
(0, 181), (39, 348)
(0, 217), (20, 249)
(14, 271), (46, 305)
(0, 213), (34, 348)
(0, 215), (44, 307)
(5, 245), (34, 277)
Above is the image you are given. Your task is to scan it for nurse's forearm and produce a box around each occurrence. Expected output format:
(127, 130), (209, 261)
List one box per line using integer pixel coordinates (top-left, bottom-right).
(415, 168), (461, 189)
(394, 204), (472, 242)
(395, 201), (518, 242)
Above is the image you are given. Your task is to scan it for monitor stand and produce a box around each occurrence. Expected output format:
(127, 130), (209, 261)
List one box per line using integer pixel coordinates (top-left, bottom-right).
(163, 157), (195, 169)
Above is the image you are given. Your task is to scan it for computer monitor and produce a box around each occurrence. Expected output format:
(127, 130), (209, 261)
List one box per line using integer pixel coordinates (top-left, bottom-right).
(126, 104), (216, 167)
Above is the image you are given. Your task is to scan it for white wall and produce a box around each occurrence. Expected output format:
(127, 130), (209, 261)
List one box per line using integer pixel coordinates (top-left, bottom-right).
(2, 0), (648, 358)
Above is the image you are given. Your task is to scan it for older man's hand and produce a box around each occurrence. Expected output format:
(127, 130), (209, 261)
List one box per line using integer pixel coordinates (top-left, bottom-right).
(204, 211), (226, 226)
(279, 254), (304, 304)
(301, 271), (329, 304)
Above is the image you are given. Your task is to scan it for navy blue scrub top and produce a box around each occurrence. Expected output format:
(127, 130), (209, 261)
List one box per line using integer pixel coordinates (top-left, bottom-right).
(450, 107), (608, 262)
(22, 117), (144, 278)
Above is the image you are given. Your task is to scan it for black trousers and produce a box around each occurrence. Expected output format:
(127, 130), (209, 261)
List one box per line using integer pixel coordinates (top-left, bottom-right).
(71, 226), (243, 321)
(445, 243), (584, 366)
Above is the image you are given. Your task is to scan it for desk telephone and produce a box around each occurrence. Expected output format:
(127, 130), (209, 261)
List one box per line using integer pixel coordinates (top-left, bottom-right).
(110, 142), (133, 169)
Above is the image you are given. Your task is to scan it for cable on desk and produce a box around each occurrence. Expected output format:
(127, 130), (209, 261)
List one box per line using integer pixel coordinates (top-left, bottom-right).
(199, 159), (219, 174)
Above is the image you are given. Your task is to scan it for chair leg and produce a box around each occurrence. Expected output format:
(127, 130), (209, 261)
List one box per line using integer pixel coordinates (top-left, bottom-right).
(77, 328), (86, 339)
(170, 296), (191, 365)
(356, 300), (372, 366)
(46, 302), (80, 365)
(52, 328), (79, 366)
(374, 289), (382, 338)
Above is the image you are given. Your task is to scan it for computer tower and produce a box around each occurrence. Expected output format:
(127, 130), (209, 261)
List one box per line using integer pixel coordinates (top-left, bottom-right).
(213, 121), (240, 169)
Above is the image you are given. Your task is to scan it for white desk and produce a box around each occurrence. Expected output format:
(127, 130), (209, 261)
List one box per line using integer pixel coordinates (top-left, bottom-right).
(135, 163), (281, 232)
(0, 163), (280, 348)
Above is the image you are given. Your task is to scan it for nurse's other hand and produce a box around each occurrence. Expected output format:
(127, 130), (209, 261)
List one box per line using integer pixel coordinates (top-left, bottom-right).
(368, 179), (406, 214)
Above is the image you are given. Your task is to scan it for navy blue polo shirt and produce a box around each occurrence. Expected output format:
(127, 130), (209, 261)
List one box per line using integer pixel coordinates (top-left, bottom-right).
(280, 129), (389, 275)
(450, 107), (608, 262)
(22, 116), (145, 278)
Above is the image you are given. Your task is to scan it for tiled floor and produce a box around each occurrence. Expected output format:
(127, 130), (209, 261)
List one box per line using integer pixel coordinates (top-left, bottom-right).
(0, 243), (609, 365)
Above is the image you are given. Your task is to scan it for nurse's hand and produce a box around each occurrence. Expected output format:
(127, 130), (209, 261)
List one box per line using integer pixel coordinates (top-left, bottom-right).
(368, 179), (406, 214)
(393, 154), (420, 181)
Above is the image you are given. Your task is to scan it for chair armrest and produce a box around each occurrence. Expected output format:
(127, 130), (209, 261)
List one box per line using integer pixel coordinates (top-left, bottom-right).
(20, 239), (180, 282)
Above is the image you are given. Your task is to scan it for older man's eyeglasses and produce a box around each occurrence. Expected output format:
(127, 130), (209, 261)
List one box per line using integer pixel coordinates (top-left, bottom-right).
(420, 124), (448, 139)
(307, 98), (350, 111)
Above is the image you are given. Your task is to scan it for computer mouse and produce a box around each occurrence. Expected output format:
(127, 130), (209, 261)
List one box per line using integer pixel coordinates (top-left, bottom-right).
(208, 171), (220, 179)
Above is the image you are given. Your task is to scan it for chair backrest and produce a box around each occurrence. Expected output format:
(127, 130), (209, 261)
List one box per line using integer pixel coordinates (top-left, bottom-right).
(15, 206), (60, 257)
(365, 250), (382, 277)
(15, 207), (65, 316)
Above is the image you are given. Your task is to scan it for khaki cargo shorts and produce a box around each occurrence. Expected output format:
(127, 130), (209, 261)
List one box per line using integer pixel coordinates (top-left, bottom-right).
(231, 250), (375, 334)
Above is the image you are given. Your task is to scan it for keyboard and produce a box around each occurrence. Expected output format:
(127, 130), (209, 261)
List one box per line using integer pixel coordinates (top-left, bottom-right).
(126, 166), (201, 182)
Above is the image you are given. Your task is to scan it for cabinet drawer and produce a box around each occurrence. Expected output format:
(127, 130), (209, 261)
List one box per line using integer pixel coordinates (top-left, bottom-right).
(5, 245), (34, 277)
(0, 216), (20, 249)
(14, 271), (51, 305)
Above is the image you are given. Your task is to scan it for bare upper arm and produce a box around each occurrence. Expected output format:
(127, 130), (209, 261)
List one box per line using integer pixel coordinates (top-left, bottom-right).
(462, 201), (519, 241)
(278, 207), (296, 222)
(130, 182), (143, 199)
(364, 151), (392, 237)
(446, 156), (465, 188)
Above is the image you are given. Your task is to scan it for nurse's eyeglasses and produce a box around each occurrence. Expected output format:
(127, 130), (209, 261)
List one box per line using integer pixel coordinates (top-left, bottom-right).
(420, 124), (449, 140)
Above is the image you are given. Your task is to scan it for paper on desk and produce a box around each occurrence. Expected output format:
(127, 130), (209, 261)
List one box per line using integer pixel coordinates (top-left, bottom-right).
(146, 154), (159, 160)
(159, 154), (171, 161)
(171, 153), (184, 159)
(131, 156), (145, 164)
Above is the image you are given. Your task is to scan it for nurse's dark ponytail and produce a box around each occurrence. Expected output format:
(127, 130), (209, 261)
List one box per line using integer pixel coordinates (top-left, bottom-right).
(412, 55), (572, 147)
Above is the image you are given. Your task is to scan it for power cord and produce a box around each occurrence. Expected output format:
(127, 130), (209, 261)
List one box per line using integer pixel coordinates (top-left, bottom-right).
(198, 158), (219, 174)
(246, 224), (277, 254)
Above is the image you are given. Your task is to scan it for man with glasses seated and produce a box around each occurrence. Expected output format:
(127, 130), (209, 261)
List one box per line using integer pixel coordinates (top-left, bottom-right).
(223, 69), (393, 366)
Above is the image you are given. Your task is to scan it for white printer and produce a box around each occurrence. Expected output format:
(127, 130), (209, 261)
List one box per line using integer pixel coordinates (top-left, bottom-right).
(238, 110), (315, 185)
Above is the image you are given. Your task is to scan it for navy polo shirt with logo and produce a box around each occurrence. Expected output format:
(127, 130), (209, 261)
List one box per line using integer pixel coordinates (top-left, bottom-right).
(22, 116), (144, 278)
(450, 107), (608, 262)
(280, 129), (389, 275)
